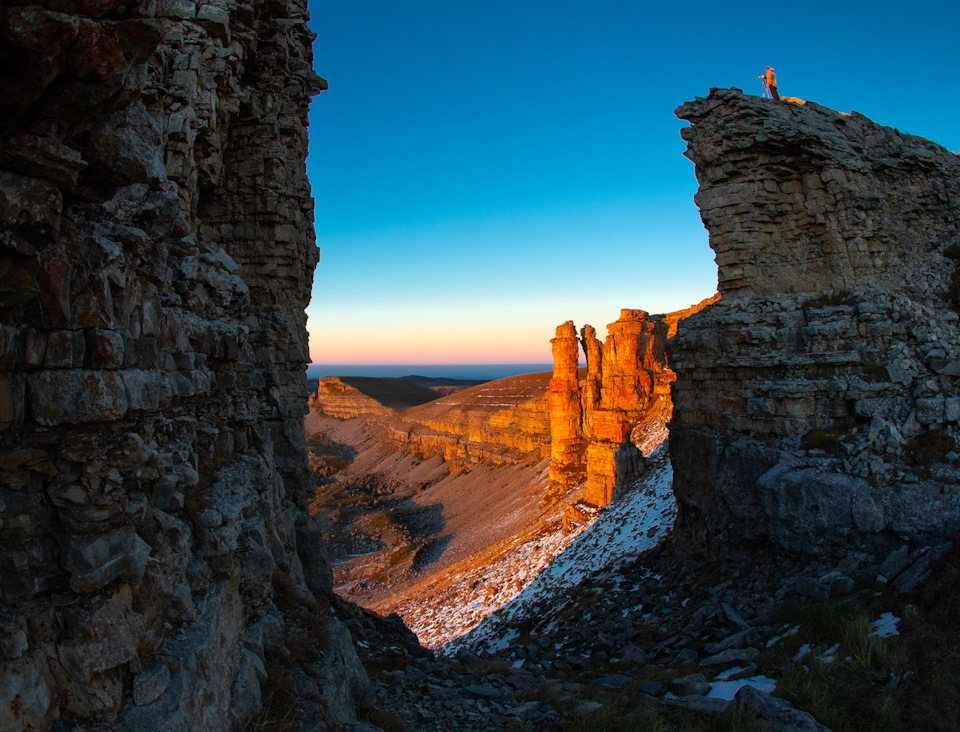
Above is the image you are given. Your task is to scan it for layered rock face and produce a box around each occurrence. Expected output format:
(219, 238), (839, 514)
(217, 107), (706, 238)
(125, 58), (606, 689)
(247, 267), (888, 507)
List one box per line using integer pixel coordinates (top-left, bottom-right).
(550, 302), (715, 506)
(0, 2), (370, 730)
(670, 88), (960, 555)
(379, 372), (552, 470)
(548, 322), (585, 487)
(311, 376), (394, 419)
(581, 310), (664, 506)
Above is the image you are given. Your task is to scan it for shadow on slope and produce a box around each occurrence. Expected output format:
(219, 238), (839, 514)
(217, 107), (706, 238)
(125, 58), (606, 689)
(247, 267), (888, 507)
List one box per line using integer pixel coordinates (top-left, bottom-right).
(336, 376), (442, 409)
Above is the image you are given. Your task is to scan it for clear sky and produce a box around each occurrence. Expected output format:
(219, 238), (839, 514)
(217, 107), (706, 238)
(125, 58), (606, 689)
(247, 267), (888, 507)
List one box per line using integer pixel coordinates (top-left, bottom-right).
(304, 0), (960, 366)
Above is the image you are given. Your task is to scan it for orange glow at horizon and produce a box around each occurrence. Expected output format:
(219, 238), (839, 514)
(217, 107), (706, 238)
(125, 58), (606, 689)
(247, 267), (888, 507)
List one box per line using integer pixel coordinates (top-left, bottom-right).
(308, 322), (555, 364)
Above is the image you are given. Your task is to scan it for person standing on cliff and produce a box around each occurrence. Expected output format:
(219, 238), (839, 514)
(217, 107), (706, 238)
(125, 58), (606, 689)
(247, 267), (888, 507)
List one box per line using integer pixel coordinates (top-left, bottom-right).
(759, 66), (779, 100)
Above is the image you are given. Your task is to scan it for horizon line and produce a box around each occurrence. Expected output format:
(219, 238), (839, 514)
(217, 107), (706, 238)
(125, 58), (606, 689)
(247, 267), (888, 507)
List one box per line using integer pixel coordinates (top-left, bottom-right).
(308, 361), (554, 367)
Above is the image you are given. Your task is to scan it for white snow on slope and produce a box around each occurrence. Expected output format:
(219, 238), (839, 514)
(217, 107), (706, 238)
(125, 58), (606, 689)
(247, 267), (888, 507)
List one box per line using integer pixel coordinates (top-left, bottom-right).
(708, 676), (777, 700)
(872, 612), (900, 638)
(396, 512), (589, 649)
(444, 446), (676, 654)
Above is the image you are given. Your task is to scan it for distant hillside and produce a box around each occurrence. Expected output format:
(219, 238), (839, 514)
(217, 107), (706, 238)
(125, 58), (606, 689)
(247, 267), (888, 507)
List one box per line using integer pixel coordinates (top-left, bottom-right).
(335, 376), (441, 409)
(398, 374), (487, 388)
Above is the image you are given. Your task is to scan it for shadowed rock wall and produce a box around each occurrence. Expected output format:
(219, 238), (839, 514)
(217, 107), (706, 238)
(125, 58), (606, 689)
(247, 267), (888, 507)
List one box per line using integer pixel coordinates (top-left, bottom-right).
(0, 1), (370, 729)
(670, 88), (960, 555)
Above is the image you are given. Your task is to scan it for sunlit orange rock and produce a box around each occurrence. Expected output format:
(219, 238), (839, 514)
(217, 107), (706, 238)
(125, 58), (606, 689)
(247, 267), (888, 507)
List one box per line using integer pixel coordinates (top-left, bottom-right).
(549, 297), (719, 507)
(660, 293), (720, 338)
(311, 376), (393, 419)
(582, 310), (665, 505)
(548, 321), (585, 488)
(579, 324), (602, 439)
(375, 372), (553, 469)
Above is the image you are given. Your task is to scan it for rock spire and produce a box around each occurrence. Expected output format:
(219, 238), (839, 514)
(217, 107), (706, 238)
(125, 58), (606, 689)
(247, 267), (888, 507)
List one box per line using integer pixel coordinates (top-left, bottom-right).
(549, 301), (716, 507)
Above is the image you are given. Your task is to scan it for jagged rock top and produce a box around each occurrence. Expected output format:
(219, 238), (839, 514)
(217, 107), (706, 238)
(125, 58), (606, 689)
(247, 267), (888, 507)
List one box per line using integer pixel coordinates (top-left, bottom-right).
(675, 88), (960, 298)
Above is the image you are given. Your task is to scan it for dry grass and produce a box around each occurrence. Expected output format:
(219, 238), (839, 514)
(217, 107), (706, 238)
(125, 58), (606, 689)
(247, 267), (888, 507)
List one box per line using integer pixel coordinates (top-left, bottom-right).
(510, 678), (765, 732)
(241, 663), (299, 732)
(905, 429), (955, 466)
(756, 549), (960, 731)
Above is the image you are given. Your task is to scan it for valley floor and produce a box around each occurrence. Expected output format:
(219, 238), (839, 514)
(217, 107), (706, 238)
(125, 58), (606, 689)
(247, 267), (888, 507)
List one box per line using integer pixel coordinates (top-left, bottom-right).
(347, 514), (960, 732)
(304, 409), (960, 732)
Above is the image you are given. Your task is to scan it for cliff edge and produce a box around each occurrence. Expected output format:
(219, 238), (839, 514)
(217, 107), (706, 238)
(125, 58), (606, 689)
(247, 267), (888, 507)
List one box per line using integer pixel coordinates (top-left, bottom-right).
(670, 88), (960, 555)
(0, 1), (371, 730)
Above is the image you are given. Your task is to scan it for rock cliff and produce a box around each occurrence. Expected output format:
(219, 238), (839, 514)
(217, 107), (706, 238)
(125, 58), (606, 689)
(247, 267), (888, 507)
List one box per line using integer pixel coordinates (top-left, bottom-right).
(378, 372), (552, 470)
(550, 300), (716, 506)
(311, 376), (395, 419)
(670, 88), (960, 555)
(310, 373), (551, 470)
(0, 1), (370, 729)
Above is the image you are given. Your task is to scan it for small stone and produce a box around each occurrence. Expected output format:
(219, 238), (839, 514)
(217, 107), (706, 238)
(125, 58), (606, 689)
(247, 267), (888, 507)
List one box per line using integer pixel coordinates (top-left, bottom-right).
(946, 397), (960, 423)
(621, 644), (650, 665)
(894, 543), (952, 594)
(735, 685), (830, 731)
(794, 576), (831, 599)
(916, 396), (946, 424)
(133, 662), (171, 706)
(638, 681), (664, 696)
(879, 545), (910, 582)
(575, 700), (603, 715)
(197, 4), (230, 37)
(661, 695), (732, 715)
(699, 648), (760, 666)
(198, 508), (223, 528)
(672, 673), (710, 696)
(0, 623), (28, 659)
(674, 648), (699, 665)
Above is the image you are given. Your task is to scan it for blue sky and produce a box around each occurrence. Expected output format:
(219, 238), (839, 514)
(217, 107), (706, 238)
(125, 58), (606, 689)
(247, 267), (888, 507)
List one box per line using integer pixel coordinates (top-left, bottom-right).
(305, 0), (960, 365)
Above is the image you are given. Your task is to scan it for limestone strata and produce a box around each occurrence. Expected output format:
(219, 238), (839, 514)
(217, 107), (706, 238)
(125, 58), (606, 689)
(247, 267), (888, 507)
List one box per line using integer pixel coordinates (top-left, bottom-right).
(0, 2), (370, 730)
(310, 376), (394, 419)
(581, 310), (664, 505)
(670, 88), (960, 555)
(548, 322), (585, 487)
(550, 301), (715, 506)
(380, 372), (552, 470)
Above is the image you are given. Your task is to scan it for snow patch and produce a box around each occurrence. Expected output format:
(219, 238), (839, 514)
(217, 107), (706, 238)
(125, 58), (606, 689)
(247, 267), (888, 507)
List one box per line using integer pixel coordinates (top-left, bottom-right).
(872, 612), (900, 638)
(707, 676), (776, 700)
(444, 446), (675, 654)
(766, 625), (799, 647)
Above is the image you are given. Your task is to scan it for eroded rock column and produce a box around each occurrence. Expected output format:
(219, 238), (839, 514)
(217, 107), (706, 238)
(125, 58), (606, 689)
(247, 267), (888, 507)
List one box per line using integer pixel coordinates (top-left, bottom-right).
(548, 321), (585, 489)
(583, 310), (662, 505)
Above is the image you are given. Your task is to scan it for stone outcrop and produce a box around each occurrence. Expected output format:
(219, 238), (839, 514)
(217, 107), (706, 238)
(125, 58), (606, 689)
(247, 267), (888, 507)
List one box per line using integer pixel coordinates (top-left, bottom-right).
(670, 88), (960, 555)
(378, 372), (552, 470)
(550, 301), (716, 506)
(311, 376), (395, 419)
(0, 1), (372, 730)
(548, 322), (585, 487)
(581, 310), (665, 506)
